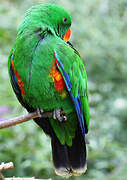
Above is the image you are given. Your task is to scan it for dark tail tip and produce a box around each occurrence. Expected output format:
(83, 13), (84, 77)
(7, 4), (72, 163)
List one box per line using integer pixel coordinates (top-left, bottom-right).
(51, 127), (87, 177)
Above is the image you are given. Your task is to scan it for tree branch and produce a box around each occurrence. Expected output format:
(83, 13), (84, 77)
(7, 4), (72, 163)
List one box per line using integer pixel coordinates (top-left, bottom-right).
(0, 162), (14, 180)
(0, 162), (51, 180)
(0, 162), (14, 172)
(4, 178), (51, 180)
(0, 111), (53, 130)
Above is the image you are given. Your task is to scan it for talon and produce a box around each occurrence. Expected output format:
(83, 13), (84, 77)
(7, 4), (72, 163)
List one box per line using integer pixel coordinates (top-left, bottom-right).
(63, 115), (67, 121)
(37, 107), (44, 118)
(53, 109), (67, 122)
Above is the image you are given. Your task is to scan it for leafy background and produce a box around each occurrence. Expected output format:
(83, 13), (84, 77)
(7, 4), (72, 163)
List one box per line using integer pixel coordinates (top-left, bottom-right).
(0, 0), (127, 179)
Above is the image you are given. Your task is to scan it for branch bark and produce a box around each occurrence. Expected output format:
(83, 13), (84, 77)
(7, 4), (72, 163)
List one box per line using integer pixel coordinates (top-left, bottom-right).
(0, 162), (14, 172)
(0, 111), (53, 130)
(0, 162), (51, 180)
(4, 178), (51, 180)
(0, 162), (14, 180)
(5, 177), (51, 180)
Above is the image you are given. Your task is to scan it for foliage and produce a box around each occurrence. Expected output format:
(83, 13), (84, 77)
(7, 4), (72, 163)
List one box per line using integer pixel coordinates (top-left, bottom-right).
(0, 0), (127, 179)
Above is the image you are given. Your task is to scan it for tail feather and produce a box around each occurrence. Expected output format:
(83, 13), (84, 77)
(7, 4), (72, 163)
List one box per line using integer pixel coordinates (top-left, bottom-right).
(51, 133), (72, 178)
(51, 133), (70, 169)
(51, 126), (87, 178)
(68, 127), (87, 175)
(34, 118), (87, 177)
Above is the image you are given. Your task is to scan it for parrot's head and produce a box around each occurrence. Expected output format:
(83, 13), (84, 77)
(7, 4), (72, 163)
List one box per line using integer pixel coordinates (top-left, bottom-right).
(19, 4), (71, 42)
(42, 4), (72, 42)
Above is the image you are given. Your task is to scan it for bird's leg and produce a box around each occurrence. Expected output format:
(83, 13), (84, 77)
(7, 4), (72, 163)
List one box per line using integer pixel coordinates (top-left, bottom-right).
(53, 109), (67, 122)
(36, 107), (44, 118)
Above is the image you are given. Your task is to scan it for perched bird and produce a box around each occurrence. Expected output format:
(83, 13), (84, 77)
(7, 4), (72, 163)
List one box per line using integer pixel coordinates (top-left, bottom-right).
(8, 4), (90, 178)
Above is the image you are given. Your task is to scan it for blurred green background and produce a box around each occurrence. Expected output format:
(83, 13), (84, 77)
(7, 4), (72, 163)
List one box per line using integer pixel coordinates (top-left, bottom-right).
(0, 0), (127, 179)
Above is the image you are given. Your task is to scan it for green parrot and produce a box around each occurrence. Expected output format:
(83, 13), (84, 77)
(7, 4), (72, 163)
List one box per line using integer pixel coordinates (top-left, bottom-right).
(8, 3), (90, 178)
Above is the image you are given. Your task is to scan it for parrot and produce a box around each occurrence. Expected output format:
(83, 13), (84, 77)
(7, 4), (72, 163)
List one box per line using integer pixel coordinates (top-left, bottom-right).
(8, 3), (90, 178)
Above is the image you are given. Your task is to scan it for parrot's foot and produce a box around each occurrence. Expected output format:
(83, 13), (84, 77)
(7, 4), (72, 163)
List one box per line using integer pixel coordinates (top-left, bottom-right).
(53, 109), (67, 122)
(36, 107), (44, 118)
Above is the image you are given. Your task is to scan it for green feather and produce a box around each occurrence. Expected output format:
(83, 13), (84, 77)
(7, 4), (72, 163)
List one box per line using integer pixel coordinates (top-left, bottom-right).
(55, 43), (90, 130)
(49, 113), (77, 146)
(8, 4), (90, 146)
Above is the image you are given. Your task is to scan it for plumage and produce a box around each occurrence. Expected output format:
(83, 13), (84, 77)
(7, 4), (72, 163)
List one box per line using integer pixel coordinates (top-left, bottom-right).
(54, 51), (86, 137)
(8, 3), (90, 177)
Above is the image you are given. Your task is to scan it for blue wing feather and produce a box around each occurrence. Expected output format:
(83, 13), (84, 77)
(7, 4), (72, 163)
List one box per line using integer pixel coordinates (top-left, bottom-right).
(54, 51), (85, 138)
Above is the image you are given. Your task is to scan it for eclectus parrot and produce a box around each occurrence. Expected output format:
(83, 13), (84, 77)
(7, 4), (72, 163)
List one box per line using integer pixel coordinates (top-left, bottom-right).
(8, 4), (90, 178)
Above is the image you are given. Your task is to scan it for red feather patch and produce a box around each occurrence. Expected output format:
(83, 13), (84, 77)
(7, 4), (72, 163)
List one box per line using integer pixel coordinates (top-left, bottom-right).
(49, 54), (66, 94)
(11, 56), (25, 96)
(49, 62), (65, 93)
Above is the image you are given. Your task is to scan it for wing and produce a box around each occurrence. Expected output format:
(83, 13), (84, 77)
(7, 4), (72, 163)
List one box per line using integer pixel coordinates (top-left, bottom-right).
(8, 46), (34, 112)
(54, 43), (90, 136)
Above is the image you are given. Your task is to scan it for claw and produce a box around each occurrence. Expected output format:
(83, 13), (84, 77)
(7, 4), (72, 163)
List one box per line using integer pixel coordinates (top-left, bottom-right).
(53, 109), (67, 122)
(37, 107), (44, 118)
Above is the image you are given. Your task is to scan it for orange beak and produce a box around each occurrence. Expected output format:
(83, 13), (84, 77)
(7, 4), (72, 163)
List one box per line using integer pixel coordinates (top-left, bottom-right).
(63, 28), (71, 42)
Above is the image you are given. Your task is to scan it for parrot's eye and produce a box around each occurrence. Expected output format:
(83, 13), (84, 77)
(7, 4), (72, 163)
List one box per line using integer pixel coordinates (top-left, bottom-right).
(63, 18), (67, 23)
